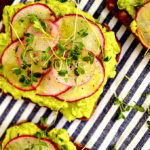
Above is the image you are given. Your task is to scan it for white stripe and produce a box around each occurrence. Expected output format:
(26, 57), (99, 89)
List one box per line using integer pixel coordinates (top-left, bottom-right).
(46, 111), (56, 125)
(108, 17), (118, 30)
(88, 0), (103, 16)
(0, 100), (24, 137)
(74, 43), (142, 145)
(67, 120), (81, 136)
(99, 8), (109, 23)
(55, 117), (67, 129)
(119, 34), (137, 62)
(87, 48), (149, 149)
(141, 138), (150, 150)
(32, 107), (47, 123)
(98, 72), (150, 150)
(116, 25), (126, 40)
(17, 103), (35, 123)
(12, 0), (21, 5)
(0, 96), (12, 117)
(126, 115), (150, 150)
(78, 0), (89, 10)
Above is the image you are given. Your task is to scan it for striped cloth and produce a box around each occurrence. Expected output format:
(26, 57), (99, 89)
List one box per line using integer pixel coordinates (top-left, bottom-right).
(0, 0), (150, 149)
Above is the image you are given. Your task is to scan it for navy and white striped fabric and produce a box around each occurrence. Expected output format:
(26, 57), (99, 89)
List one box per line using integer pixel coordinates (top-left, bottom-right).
(0, 0), (150, 149)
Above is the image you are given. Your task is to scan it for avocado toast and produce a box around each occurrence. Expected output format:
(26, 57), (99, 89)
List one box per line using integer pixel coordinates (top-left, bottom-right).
(107, 0), (150, 52)
(0, 121), (91, 150)
(0, 0), (121, 122)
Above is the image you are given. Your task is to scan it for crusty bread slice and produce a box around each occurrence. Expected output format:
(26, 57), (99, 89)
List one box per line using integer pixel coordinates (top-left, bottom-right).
(0, 121), (91, 150)
(106, 0), (133, 29)
(0, 23), (121, 121)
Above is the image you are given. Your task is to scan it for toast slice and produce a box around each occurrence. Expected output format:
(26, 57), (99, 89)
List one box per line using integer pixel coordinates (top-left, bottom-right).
(107, 0), (150, 50)
(0, 23), (121, 121)
(0, 121), (91, 150)
(106, 0), (133, 29)
(0, 0), (121, 121)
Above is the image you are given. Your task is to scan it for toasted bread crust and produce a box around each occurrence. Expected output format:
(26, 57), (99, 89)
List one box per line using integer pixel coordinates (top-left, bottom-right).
(0, 21), (121, 121)
(0, 121), (91, 150)
(106, 0), (132, 29)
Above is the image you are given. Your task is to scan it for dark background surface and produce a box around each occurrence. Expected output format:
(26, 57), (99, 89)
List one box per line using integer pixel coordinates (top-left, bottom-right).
(0, 0), (14, 20)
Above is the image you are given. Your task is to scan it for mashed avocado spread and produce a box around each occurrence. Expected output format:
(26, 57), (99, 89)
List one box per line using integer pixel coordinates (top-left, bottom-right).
(117, 0), (149, 37)
(0, 0), (120, 121)
(117, 0), (149, 18)
(2, 122), (76, 150)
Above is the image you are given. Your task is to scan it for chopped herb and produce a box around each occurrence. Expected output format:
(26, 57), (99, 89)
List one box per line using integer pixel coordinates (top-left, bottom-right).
(58, 0), (68, 2)
(58, 70), (68, 76)
(82, 52), (94, 64)
(66, 59), (73, 67)
(0, 64), (3, 69)
(78, 42), (85, 50)
(147, 121), (150, 128)
(95, 16), (100, 24)
(113, 94), (145, 120)
(24, 33), (34, 46)
(19, 18), (24, 22)
(15, 45), (19, 53)
(69, 47), (82, 60)
(74, 65), (85, 76)
(65, 77), (69, 83)
(12, 68), (21, 75)
(110, 145), (117, 150)
(103, 56), (112, 62)
(78, 28), (88, 38)
(40, 117), (48, 125)
(0, 146), (2, 150)
(142, 92), (150, 115)
(40, 20), (47, 32)
(38, 141), (48, 147)
(33, 72), (42, 78)
(35, 132), (43, 139)
(19, 75), (25, 83)
(42, 60), (51, 70)
(25, 78), (32, 85)
(45, 47), (51, 52)
(29, 14), (39, 22)
(135, 2), (144, 8)
(53, 59), (60, 68)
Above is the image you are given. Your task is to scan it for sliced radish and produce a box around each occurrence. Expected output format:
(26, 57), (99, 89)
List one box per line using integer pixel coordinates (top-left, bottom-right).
(1, 41), (41, 91)
(11, 3), (56, 41)
(3, 135), (59, 150)
(26, 20), (60, 50)
(51, 50), (95, 87)
(56, 57), (105, 102)
(16, 20), (60, 75)
(135, 1), (150, 49)
(36, 69), (71, 97)
(55, 14), (105, 56)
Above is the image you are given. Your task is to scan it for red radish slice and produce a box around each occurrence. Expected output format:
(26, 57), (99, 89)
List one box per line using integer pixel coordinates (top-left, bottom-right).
(56, 57), (105, 102)
(26, 20), (60, 51)
(11, 3), (56, 41)
(55, 14), (105, 56)
(51, 50), (95, 87)
(3, 135), (59, 150)
(16, 20), (60, 75)
(135, 1), (150, 49)
(36, 69), (71, 97)
(1, 41), (41, 91)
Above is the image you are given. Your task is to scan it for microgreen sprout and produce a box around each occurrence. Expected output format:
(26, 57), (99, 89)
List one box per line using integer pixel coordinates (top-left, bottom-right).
(114, 93), (145, 120)
(142, 92), (150, 115)
(147, 120), (150, 128)
(110, 145), (117, 150)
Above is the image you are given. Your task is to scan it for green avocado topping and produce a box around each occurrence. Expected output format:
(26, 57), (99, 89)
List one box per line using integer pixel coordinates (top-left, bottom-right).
(0, 0), (120, 121)
(2, 122), (76, 150)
